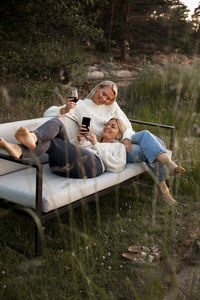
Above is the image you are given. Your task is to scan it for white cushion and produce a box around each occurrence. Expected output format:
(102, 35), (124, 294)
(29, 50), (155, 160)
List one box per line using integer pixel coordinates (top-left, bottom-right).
(0, 163), (147, 213)
(0, 116), (77, 175)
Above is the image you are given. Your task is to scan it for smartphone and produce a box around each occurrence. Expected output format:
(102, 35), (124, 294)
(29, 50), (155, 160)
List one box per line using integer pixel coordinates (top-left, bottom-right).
(81, 117), (91, 133)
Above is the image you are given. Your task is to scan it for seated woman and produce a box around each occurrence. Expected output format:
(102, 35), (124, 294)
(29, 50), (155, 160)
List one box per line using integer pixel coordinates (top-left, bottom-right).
(44, 80), (185, 205)
(0, 118), (127, 178)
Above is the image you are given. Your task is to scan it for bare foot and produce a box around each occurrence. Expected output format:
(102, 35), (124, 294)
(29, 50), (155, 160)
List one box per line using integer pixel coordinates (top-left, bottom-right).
(157, 153), (185, 177)
(15, 127), (37, 149)
(157, 181), (177, 206)
(162, 190), (177, 206)
(174, 165), (185, 175)
(0, 137), (22, 158)
(168, 162), (185, 176)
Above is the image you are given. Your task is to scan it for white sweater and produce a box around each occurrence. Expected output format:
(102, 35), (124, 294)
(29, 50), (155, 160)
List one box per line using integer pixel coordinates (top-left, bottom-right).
(80, 139), (126, 173)
(43, 98), (135, 141)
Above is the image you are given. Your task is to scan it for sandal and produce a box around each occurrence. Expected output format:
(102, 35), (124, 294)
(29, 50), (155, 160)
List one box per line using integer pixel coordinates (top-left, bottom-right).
(122, 251), (155, 264)
(128, 245), (150, 253)
(122, 245), (161, 263)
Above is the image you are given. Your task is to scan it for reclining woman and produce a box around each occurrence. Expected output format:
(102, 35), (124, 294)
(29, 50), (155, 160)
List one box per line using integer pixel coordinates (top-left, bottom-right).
(0, 117), (127, 178)
(44, 80), (185, 205)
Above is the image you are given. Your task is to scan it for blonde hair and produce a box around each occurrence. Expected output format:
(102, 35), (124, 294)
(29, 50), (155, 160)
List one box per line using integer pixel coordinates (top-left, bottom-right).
(110, 118), (127, 141)
(85, 81), (118, 105)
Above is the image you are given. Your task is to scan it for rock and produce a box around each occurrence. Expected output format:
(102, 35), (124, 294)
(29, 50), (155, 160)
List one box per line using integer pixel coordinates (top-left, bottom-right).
(116, 70), (133, 78)
(88, 66), (99, 72)
(86, 61), (141, 81)
(116, 80), (132, 87)
(87, 71), (104, 79)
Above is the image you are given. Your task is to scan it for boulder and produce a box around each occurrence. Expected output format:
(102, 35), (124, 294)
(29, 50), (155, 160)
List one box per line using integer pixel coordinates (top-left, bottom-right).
(87, 71), (104, 79)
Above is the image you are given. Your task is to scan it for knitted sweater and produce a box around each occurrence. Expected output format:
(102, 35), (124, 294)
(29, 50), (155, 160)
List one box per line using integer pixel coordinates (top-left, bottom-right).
(43, 99), (135, 141)
(80, 139), (126, 173)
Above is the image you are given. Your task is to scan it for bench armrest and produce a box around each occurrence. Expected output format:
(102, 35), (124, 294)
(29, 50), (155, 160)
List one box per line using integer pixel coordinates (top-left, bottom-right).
(0, 153), (43, 217)
(129, 119), (175, 151)
(0, 152), (41, 168)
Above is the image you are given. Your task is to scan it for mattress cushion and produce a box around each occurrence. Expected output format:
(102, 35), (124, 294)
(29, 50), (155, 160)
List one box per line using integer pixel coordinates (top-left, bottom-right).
(0, 163), (147, 213)
(0, 116), (77, 175)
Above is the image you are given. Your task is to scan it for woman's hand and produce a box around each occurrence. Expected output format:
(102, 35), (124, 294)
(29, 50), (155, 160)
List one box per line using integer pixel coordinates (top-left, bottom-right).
(77, 124), (88, 142)
(85, 127), (98, 145)
(60, 98), (77, 115)
(122, 138), (132, 154)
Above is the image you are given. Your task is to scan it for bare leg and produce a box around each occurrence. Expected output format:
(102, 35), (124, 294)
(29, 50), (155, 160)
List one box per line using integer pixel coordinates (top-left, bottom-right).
(156, 152), (185, 176)
(15, 127), (38, 149)
(158, 181), (177, 206)
(0, 137), (22, 158)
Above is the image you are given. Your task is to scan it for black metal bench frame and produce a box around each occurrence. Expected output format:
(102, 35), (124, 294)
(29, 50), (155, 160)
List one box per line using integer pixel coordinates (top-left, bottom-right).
(0, 119), (175, 257)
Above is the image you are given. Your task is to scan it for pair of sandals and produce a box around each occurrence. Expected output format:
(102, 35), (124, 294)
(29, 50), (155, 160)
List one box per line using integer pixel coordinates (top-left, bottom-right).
(122, 245), (161, 265)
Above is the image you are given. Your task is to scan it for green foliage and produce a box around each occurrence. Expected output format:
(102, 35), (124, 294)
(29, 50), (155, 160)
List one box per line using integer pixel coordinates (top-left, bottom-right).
(89, 0), (197, 57)
(0, 0), (104, 43)
(1, 0), (200, 63)
(0, 0), (105, 81)
(0, 38), (89, 81)
(121, 63), (200, 131)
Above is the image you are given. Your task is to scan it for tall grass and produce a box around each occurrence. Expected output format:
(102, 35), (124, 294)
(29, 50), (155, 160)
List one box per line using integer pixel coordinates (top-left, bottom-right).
(1, 62), (200, 299)
(120, 63), (200, 133)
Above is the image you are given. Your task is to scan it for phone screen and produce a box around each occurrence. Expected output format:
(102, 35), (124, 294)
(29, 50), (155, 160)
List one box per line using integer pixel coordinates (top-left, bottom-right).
(81, 117), (91, 132)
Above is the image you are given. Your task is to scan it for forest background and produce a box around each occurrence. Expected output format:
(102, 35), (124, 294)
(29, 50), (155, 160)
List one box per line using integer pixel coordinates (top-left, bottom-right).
(1, 1), (200, 300)
(1, 0), (200, 86)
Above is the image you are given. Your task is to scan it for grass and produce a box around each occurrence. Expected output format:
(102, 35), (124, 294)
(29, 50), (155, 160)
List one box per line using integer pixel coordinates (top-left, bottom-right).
(1, 56), (200, 299)
(1, 179), (199, 299)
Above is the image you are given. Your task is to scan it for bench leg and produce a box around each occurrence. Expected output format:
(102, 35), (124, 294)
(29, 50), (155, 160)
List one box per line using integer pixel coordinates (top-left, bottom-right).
(35, 224), (42, 257)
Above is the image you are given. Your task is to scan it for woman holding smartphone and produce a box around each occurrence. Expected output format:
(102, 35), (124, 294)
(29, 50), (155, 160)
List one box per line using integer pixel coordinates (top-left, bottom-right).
(43, 81), (185, 205)
(0, 118), (127, 178)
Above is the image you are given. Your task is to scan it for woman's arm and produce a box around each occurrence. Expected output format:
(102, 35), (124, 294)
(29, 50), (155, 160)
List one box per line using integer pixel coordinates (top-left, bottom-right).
(113, 102), (135, 140)
(43, 105), (65, 117)
(43, 98), (78, 117)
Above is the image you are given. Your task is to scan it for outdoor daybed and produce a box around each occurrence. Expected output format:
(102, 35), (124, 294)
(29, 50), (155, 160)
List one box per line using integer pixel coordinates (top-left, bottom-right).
(0, 116), (175, 257)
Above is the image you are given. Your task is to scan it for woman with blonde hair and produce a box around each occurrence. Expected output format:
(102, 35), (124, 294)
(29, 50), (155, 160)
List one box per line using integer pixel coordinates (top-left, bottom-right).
(0, 117), (127, 178)
(43, 81), (185, 204)
(44, 81), (134, 146)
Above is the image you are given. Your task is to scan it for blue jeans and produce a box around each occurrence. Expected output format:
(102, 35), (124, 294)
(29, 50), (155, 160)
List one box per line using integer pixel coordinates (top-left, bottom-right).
(21, 118), (103, 178)
(126, 130), (169, 182)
